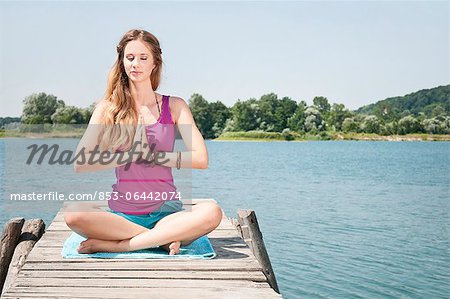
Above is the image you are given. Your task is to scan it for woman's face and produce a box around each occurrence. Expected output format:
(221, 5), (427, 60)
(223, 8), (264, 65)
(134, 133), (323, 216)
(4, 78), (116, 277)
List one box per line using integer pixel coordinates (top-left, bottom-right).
(123, 39), (156, 83)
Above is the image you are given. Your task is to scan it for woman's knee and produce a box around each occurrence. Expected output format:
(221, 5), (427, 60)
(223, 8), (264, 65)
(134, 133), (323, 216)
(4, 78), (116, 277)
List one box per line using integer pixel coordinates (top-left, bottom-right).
(64, 211), (84, 228)
(199, 202), (223, 231)
(63, 202), (102, 227)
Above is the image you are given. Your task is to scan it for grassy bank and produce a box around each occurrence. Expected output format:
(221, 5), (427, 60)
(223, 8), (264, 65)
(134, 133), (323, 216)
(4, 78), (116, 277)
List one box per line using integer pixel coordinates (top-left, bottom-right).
(331, 132), (450, 141)
(215, 131), (303, 141)
(215, 131), (450, 141)
(0, 128), (85, 138)
(1, 129), (448, 141)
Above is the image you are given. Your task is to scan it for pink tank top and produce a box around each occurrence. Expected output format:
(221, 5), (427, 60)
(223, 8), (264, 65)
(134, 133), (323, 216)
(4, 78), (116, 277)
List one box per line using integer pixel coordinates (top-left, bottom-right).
(108, 95), (178, 214)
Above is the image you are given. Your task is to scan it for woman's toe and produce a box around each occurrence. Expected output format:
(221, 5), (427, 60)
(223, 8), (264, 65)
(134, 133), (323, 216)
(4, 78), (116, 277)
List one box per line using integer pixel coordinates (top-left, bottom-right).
(77, 239), (92, 253)
(169, 241), (181, 255)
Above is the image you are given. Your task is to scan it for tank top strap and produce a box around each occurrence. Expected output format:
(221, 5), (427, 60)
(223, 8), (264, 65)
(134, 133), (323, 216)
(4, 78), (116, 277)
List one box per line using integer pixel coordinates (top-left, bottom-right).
(160, 95), (173, 124)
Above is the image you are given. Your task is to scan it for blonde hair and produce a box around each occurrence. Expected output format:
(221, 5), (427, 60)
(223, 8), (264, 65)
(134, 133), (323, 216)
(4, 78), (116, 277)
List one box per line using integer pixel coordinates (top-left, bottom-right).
(99, 29), (163, 151)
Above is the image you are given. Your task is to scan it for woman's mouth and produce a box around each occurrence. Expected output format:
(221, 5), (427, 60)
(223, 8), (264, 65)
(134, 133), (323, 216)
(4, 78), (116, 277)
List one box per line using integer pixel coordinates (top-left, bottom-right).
(131, 71), (141, 76)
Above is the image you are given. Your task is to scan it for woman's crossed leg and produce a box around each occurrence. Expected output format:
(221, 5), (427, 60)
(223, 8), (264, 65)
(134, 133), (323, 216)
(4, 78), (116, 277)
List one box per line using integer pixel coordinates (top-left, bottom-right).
(63, 202), (223, 254)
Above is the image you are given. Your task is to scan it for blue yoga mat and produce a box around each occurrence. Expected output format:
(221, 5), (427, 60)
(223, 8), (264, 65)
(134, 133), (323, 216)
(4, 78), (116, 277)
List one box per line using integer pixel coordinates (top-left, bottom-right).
(61, 232), (217, 259)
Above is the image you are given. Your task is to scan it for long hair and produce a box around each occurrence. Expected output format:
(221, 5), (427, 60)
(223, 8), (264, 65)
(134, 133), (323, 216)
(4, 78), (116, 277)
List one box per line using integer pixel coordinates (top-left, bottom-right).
(99, 29), (163, 151)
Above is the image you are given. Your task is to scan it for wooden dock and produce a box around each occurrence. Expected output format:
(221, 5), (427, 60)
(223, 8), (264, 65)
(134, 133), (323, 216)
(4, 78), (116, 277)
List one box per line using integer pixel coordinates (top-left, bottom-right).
(1, 199), (281, 298)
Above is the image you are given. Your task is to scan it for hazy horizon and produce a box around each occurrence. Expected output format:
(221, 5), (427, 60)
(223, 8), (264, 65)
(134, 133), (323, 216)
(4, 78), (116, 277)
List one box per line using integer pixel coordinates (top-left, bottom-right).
(1, 1), (448, 117)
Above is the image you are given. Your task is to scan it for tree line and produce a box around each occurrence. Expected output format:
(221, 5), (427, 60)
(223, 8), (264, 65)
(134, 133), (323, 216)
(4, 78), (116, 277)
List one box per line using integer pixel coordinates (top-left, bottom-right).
(188, 92), (450, 138)
(19, 92), (95, 125)
(1, 89), (449, 137)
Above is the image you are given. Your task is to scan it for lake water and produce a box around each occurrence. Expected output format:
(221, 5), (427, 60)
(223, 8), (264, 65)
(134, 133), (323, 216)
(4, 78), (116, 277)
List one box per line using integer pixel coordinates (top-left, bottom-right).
(0, 139), (449, 298)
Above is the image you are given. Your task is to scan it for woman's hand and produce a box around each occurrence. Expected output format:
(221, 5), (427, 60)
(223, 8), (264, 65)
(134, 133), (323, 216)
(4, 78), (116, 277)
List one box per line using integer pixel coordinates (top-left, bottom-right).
(132, 114), (144, 156)
(132, 113), (155, 163)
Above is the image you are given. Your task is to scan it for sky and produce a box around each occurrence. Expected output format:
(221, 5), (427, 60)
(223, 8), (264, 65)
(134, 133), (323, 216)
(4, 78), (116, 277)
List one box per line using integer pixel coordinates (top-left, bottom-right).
(0, 0), (448, 117)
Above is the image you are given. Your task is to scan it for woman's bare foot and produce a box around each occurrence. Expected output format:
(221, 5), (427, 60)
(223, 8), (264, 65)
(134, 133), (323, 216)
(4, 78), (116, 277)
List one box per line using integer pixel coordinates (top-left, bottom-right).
(161, 241), (181, 255)
(77, 238), (180, 255)
(77, 238), (126, 254)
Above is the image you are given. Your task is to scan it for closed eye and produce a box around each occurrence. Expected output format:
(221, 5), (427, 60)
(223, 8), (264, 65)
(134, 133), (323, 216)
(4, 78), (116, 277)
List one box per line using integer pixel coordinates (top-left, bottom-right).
(126, 56), (148, 61)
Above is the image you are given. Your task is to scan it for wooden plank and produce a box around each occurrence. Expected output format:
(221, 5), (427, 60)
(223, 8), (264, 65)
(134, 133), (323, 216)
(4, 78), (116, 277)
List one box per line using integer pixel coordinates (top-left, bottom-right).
(2, 292), (279, 299)
(2, 285), (281, 299)
(21, 259), (263, 271)
(13, 277), (268, 288)
(2, 280), (280, 298)
(16, 271), (267, 282)
(24, 240), (255, 263)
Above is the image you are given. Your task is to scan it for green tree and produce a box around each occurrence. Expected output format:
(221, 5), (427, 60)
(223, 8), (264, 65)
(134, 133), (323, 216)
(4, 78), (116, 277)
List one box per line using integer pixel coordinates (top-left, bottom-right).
(287, 101), (307, 133)
(231, 99), (259, 132)
(22, 92), (65, 124)
(304, 106), (325, 133)
(399, 110), (412, 119)
(257, 93), (278, 132)
(431, 105), (446, 118)
(189, 93), (214, 139)
(360, 115), (381, 134)
(81, 102), (96, 124)
(313, 97), (331, 129)
(0, 117), (21, 129)
(328, 103), (353, 131)
(381, 121), (399, 135)
(51, 106), (85, 124)
(209, 101), (231, 137)
(273, 96), (297, 132)
(422, 117), (450, 134)
(342, 117), (360, 133)
(372, 104), (401, 123)
(397, 115), (422, 134)
(313, 96), (331, 115)
(222, 118), (236, 133)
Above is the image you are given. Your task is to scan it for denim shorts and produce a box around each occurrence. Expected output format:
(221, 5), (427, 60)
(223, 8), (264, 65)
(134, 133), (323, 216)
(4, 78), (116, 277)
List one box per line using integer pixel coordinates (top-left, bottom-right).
(107, 200), (184, 229)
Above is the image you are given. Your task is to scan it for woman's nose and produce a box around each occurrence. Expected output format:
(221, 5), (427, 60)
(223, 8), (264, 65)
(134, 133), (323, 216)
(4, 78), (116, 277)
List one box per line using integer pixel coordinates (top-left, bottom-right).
(131, 58), (141, 67)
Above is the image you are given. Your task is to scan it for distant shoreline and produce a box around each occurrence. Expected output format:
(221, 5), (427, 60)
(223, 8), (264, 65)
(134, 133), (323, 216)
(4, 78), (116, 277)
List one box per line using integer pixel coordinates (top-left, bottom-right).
(1, 131), (449, 141)
(0, 131), (85, 139)
(214, 133), (450, 142)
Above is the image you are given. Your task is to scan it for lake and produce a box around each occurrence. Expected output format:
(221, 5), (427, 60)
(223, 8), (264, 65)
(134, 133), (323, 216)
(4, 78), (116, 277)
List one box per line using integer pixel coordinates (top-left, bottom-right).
(1, 139), (449, 298)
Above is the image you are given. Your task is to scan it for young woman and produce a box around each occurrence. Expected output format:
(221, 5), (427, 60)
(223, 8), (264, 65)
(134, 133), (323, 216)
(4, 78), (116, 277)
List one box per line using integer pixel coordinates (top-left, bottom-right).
(64, 29), (222, 255)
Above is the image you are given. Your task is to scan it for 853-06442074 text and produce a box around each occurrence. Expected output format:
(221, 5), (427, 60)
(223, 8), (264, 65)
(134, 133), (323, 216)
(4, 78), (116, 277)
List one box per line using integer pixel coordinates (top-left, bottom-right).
(9, 191), (182, 201)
